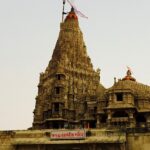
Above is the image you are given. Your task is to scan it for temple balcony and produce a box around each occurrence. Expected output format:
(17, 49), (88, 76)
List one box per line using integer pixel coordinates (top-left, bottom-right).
(111, 117), (129, 122)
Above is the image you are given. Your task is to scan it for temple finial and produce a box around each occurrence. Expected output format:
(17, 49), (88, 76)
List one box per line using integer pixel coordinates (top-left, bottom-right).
(71, 7), (75, 12)
(122, 67), (136, 81)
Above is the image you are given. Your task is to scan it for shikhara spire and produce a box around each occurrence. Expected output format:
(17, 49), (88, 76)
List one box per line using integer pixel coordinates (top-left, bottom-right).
(33, 6), (103, 129)
(1, 2), (150, 150)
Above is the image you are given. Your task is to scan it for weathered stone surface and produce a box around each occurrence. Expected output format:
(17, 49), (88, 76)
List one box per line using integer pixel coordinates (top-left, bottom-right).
(33, 8), (105, 130)
(1, 6), (150, 150)
(1, 129), (150, 150)
(32, 8), (150, 130)
(126, 133), (150, 150)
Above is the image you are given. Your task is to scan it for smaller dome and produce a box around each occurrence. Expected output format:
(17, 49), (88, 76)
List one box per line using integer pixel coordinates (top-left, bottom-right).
(65, 7), (78, 21)
(122, 69), (136, 81)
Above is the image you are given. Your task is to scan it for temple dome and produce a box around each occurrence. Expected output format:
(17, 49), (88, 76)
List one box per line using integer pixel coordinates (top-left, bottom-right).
(108, 79), (150, 99)
(122, 69), (136, 81)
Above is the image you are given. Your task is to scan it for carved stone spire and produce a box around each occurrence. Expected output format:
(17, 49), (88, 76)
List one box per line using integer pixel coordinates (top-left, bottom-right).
(33, 8), (104, 129)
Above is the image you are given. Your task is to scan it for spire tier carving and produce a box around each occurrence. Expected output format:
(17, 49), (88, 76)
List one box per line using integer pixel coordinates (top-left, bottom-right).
(33, 8), (104, 129)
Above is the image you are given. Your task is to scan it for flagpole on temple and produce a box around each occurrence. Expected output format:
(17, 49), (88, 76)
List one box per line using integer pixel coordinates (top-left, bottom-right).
(62, 0), (66, 22)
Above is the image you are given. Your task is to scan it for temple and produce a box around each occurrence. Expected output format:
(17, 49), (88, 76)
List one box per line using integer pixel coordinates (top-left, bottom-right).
(106, 69), (150, 128)
(33, 8), (105, 129)
(0, 6), (150, 150)
(33, 8), (150, 130)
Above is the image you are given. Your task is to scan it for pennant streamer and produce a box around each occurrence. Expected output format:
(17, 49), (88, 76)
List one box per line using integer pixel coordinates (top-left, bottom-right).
(66, 0), (88, 19)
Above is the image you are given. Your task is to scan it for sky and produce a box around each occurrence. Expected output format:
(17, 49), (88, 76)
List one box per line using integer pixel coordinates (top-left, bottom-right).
(0, 0), (150, 130)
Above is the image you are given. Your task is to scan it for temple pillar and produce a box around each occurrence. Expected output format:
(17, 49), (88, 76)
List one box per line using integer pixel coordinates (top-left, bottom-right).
(96, 114), (100, 128)
(89, 144), (96, 150)
(146, 114), (150, 128)
(107, 110), (112, 128)
(87, 122), (90, 129)
(83, 121), (87, 128)
(128, 110), (136, 128)
(120, 143), (126, 150)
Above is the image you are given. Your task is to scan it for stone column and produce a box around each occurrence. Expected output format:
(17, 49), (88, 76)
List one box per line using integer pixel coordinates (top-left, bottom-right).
(89, 144), (96, 150)
(107, 110), (112, 128)
(128, 110), (136, 128)
(83, 121), (87, 128)
(146, 114), (150, 128)
(120, 143), (126, 150)
(96, 114), (100, 128)
(38, 145), (41, 150)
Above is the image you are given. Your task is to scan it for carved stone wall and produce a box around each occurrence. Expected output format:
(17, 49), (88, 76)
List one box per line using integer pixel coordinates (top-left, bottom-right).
(33, 9), (105, 129)
(33, 8), (150, 130)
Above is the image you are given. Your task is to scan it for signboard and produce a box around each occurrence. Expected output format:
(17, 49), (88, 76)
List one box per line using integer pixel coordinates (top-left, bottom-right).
(50, 130), (86, 140)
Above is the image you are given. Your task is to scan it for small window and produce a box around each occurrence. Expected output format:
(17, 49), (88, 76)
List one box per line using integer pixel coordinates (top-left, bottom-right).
(54, 103), (59, 112)
(55, 87), (60, 94)
(116, 93), (123, 101)
(56, 74), (65, 80)
(94, 107), (97, 113)
(89, 107), (97, 114)
(56, 74), (61, 80)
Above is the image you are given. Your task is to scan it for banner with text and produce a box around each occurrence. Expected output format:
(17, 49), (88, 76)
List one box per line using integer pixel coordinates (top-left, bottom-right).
(50, 130), (86, 140)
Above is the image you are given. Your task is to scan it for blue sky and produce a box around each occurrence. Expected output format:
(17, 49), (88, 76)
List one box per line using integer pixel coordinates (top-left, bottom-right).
(0, 0), (150, 130)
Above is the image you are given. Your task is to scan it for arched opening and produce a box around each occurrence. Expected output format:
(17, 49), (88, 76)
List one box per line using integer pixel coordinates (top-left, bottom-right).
(100, 114), (107, 127)
(136, 114), (146, 127)
(55, 73), (65, 80)
(55, 87), (61, 94)
(89, 120), (96, 128)
(116, 93), (123, 101)
(101, 115), (107, 123)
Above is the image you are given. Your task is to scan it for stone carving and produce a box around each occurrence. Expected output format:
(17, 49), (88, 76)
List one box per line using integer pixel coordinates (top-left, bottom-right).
(33, 8), (150, 130)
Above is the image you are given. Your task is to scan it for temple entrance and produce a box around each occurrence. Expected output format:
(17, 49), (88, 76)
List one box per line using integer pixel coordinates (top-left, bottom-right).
(16, 143), (124, 150)
(45, 121), (65, 129)
(52, 122), (59, 129)
(52, 148), (81, 150)
(100, 114), (107, 127)
(52, 121), (65, 129)
(101, 115), (107, 123)
(82, 120), (96, 129)
(46, 144), (84, 150)
(89, 120), (96, 128)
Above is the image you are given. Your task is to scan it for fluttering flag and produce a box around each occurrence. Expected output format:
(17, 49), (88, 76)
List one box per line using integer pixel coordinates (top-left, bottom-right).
(127, 66), (133, 74)
(66, 0), (88, 19)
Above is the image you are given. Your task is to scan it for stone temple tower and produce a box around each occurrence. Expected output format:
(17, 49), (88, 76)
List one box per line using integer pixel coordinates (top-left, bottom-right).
(33, 8), (105, 129)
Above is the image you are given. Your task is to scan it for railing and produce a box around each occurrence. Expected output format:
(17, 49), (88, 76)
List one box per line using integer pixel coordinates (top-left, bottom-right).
(51, 112), (63, 118)
(111, 117), (129, 122)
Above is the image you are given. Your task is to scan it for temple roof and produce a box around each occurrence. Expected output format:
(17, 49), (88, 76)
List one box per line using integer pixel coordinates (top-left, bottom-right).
(107, 69), (150, 99)
(122, 69), (136, 81)
(108, 79), (150, 99)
